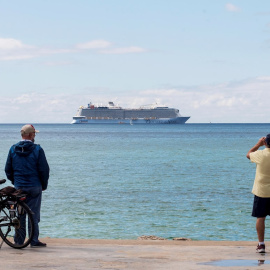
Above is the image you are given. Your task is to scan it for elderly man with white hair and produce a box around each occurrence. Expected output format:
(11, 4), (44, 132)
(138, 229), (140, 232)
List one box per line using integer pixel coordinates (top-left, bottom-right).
(5, 124), (50, 247)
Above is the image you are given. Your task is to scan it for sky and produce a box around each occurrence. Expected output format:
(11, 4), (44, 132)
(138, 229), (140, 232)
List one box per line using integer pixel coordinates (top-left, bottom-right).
(0, 0), (270, 123)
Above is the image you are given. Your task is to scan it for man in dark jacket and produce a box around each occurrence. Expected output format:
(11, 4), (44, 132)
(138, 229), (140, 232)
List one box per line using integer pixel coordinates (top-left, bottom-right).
(5, 124), (50, 247)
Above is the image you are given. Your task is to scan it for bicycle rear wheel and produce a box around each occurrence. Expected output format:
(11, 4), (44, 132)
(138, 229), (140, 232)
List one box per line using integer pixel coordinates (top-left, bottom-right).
(0, 200), (34, 248)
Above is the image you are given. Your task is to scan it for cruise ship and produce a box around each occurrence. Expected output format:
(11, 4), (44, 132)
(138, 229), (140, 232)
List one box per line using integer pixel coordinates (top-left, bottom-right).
(71, 101), (190, 124)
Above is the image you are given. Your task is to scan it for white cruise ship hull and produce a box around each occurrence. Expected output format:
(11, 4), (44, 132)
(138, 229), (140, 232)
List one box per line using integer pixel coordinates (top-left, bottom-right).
(71, 116), (190, 124)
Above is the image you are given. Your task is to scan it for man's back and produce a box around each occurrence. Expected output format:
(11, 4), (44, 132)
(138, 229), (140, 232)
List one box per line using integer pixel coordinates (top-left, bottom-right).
(6, 141), (40, 186)
(250, 148), (270, 198)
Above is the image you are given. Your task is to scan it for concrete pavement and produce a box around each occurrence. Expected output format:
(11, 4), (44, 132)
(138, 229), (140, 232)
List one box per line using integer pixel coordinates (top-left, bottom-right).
(0, 238), (268, 270)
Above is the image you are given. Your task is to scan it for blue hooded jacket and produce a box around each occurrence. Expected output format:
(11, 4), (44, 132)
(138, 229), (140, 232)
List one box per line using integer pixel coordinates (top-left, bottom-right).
(5, 141), (49, 190)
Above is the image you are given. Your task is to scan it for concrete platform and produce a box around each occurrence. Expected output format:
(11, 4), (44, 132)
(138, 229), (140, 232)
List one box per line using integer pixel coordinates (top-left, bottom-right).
(0, 238), (268, 270)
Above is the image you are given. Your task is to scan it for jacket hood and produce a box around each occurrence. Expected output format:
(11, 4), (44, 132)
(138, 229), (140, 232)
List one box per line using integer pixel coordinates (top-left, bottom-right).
(13, 141), (36, 157)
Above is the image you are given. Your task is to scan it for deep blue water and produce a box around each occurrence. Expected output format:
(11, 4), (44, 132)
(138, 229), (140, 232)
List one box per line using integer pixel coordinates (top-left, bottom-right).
(0, 123), (269, 240)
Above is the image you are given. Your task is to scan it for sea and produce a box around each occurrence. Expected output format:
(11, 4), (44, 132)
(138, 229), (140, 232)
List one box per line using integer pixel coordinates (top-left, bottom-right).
(0, 123), (269, 241)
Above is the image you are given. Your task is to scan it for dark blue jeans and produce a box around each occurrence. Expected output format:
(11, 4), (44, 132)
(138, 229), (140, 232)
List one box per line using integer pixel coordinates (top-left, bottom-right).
(16, 186), (42, 245)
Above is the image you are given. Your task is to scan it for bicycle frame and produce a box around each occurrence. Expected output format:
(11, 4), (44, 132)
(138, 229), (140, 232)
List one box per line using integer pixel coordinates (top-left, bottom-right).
(0, 179), (34, 249)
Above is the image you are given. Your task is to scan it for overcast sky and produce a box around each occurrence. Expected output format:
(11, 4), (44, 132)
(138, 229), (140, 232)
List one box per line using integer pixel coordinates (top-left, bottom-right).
(1, 1), (270, 123)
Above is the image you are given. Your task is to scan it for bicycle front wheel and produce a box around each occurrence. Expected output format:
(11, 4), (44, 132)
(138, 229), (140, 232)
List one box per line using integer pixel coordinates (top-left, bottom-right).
(0, 200), (34, 249)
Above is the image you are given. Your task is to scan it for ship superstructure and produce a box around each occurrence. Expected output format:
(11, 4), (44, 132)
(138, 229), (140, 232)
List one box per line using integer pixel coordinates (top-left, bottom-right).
(71, 101), (190, 124)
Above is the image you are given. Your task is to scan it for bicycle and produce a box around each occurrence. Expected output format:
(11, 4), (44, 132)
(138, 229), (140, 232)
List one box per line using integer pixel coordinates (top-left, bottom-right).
(0, 179), (34, 249)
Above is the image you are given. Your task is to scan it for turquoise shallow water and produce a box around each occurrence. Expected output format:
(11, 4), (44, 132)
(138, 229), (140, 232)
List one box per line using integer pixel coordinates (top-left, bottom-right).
(0, 123), (269, 240)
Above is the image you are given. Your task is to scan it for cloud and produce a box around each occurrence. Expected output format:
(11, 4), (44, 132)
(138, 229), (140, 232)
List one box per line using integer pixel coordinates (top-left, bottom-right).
(75, 40), (147, 54)
(0, 38), (33, 50)
(0, 92), (79, 123)
(119, 77), (270, 123)
(76, 40), (112, 49)
(0, 38), (74, 61)
(2, 76), (270, 123)
(0, 48), (72, 61)
(0, 37), (147, 61)
(225, 3), (241, 12)
(257, 76), (270, 81)
(13, 94), (33, 104)
(0, 38), (37, 60)
(1, 53), (36, 61)
(99, 46), (147, 54)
